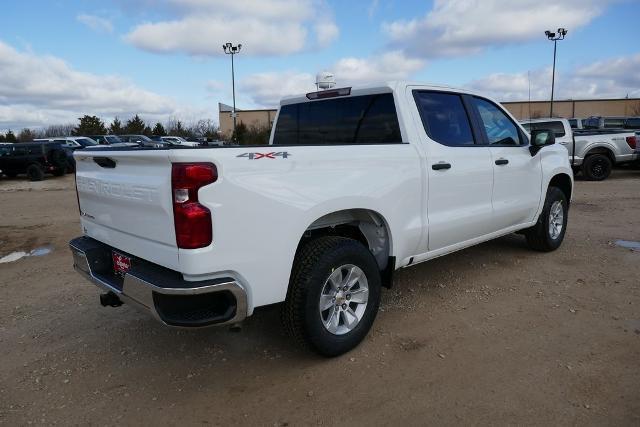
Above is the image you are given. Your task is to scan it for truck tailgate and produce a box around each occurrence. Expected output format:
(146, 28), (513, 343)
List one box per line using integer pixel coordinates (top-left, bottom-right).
(74, 149), (178, 269)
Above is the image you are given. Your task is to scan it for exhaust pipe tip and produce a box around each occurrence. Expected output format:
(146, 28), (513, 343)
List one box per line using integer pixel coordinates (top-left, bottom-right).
(100, 292), (123, 307)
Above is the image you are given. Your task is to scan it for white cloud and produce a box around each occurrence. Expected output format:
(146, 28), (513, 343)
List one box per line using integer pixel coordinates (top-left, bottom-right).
(333, 51), (424, 85)
(241, 71), (316, 107)
(77, 14), (114, 34)
(315, 21), (339, 47)
(241, 50), (425, 106)
(466, 53), (640, 101)
(125, 0), (338, 56)
(383, 0), (615, 58)
(0, 40), (184, 130)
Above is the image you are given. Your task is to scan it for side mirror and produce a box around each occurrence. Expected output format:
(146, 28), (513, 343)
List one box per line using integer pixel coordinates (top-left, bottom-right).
(529, 129), (555, 156)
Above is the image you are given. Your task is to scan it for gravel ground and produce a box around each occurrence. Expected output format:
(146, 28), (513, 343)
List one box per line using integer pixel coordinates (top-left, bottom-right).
(1, 171), (639, 425)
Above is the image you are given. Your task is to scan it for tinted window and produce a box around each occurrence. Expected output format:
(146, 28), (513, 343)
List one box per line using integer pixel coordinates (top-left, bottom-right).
(624, 118), (640, 129)
(273, 93), (401, 145)
(413, 91), (474, 146)
(473, 98), (522, 145)
(75, 138), (97, 147)
(603, 118), (624, 128)
(105, 136), (122, 144)
(568, 119), (577, 128)
(525, 121), (566, 137)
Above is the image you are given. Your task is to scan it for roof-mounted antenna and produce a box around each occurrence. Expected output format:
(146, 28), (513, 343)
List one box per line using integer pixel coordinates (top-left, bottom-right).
(316, 71), (336, 91)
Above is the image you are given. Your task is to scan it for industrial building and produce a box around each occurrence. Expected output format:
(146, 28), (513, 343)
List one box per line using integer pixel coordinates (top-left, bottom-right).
(218, 103), (277, 138)
(502, 98), (640, 120)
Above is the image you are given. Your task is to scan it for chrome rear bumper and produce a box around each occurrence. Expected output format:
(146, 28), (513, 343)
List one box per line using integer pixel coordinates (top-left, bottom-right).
(69, 236), (247, 327)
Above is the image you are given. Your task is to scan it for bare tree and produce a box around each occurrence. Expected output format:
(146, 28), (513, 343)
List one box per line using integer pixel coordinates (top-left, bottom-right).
(18, 128), (36, 142)
(189, 119), (220, 138)
(38, 123), (75, 137)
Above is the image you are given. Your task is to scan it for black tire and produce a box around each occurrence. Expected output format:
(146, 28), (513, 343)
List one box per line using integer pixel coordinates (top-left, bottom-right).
(582, 154), (612, 181)
(66, 158), (76, 173)
(282, 236), (381, 357)
(524, 187), (568, 252)
(26, 164), (45, 181)
(49, 148), (68, 170)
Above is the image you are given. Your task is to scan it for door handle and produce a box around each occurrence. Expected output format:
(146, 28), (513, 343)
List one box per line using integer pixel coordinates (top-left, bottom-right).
(432, 162), (451, 170)
(495, 158), (509, 166)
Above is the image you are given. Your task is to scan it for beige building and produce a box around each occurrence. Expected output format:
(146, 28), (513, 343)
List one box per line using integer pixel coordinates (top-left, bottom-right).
(219, 103), (277, 138)
(502, 98), (640, 120)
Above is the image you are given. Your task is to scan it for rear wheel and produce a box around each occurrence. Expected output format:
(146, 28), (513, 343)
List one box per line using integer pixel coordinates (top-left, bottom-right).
(582, 154), (612, 181)
(282, 236), (381, 357)
(26, 164), (45, 181)
(525, 186), (568, 252)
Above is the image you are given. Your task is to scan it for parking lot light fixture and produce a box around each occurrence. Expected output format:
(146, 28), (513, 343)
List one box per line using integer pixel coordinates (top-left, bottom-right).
(545, 28), (567, 117)
(223, 43), (242, 139)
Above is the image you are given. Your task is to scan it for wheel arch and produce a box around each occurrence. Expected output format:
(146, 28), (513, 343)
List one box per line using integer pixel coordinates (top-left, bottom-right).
(548, 173), (572, 203)
(584, 146), (615, 163)
(296, 208), (395, 288)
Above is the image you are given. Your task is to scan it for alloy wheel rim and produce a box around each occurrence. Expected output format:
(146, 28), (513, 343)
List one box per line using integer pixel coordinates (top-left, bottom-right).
(548, 200), (564, 240)
(591, 160), (607, 178)
(319, 264), (369, 335)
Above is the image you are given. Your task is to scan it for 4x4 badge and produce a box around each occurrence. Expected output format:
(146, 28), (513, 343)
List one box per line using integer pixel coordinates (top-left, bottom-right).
(237, 152), (291, 160)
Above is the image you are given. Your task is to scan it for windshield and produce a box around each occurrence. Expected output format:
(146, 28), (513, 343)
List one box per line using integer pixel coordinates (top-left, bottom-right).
(75, 138), (98, 147)
(105, 136), (122, 144)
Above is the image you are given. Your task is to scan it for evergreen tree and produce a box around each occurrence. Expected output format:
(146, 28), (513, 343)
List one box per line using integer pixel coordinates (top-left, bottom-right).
(152, 122), (166, 136)
(74, 115), (106, 136)
(0, 133), (5, 142)
(167, 119), (186, 137)
(109, 117), (124, 135)
(124, 114), (146, 134)
(232, 122), (248, 144)
(143, 125), (153, 137)
(5, 130), (17, 143)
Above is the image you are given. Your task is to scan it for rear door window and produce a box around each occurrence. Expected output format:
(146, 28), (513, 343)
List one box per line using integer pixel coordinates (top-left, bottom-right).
(413, 91), (475, 146)
(273, 93), (401, 145)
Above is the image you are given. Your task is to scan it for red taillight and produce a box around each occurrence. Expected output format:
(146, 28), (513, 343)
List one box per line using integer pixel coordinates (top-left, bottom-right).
(171, 163), (217, 249)
(625, 136), (636, 149)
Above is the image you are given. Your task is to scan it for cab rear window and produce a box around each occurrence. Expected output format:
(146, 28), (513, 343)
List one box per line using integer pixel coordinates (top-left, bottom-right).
(525, 121), (566, 137)
(273, 93), (402, 145)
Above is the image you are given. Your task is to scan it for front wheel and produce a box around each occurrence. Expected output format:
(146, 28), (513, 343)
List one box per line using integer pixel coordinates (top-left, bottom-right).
(282, 236), (381, 357)
(524, 186), (568, 252)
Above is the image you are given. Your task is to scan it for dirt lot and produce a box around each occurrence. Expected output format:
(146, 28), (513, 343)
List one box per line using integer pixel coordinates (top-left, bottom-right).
(1, 171), (639, 425)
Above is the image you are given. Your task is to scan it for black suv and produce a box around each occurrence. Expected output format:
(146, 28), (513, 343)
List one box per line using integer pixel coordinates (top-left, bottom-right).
(0, 142), (68, 181)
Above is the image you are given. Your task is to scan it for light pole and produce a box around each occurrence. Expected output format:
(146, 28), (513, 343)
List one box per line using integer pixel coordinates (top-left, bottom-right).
(545, 28), (567, 117)
(223, 42), (242, 137)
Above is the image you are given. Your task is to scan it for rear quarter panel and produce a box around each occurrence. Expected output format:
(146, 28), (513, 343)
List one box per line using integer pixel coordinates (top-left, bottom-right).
(169, 144), (423, 310)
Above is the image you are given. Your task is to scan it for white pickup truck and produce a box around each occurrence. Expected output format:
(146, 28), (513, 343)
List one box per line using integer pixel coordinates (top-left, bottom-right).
(520, 118), (638, 180)
(70, 82), (573, 356)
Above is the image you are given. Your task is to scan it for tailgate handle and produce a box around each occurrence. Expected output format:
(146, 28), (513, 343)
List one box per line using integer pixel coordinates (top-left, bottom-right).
(94, 157), (116, 168)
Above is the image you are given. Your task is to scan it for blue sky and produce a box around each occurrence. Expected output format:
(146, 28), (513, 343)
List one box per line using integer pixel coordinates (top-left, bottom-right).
(0, 0), (639, 130)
